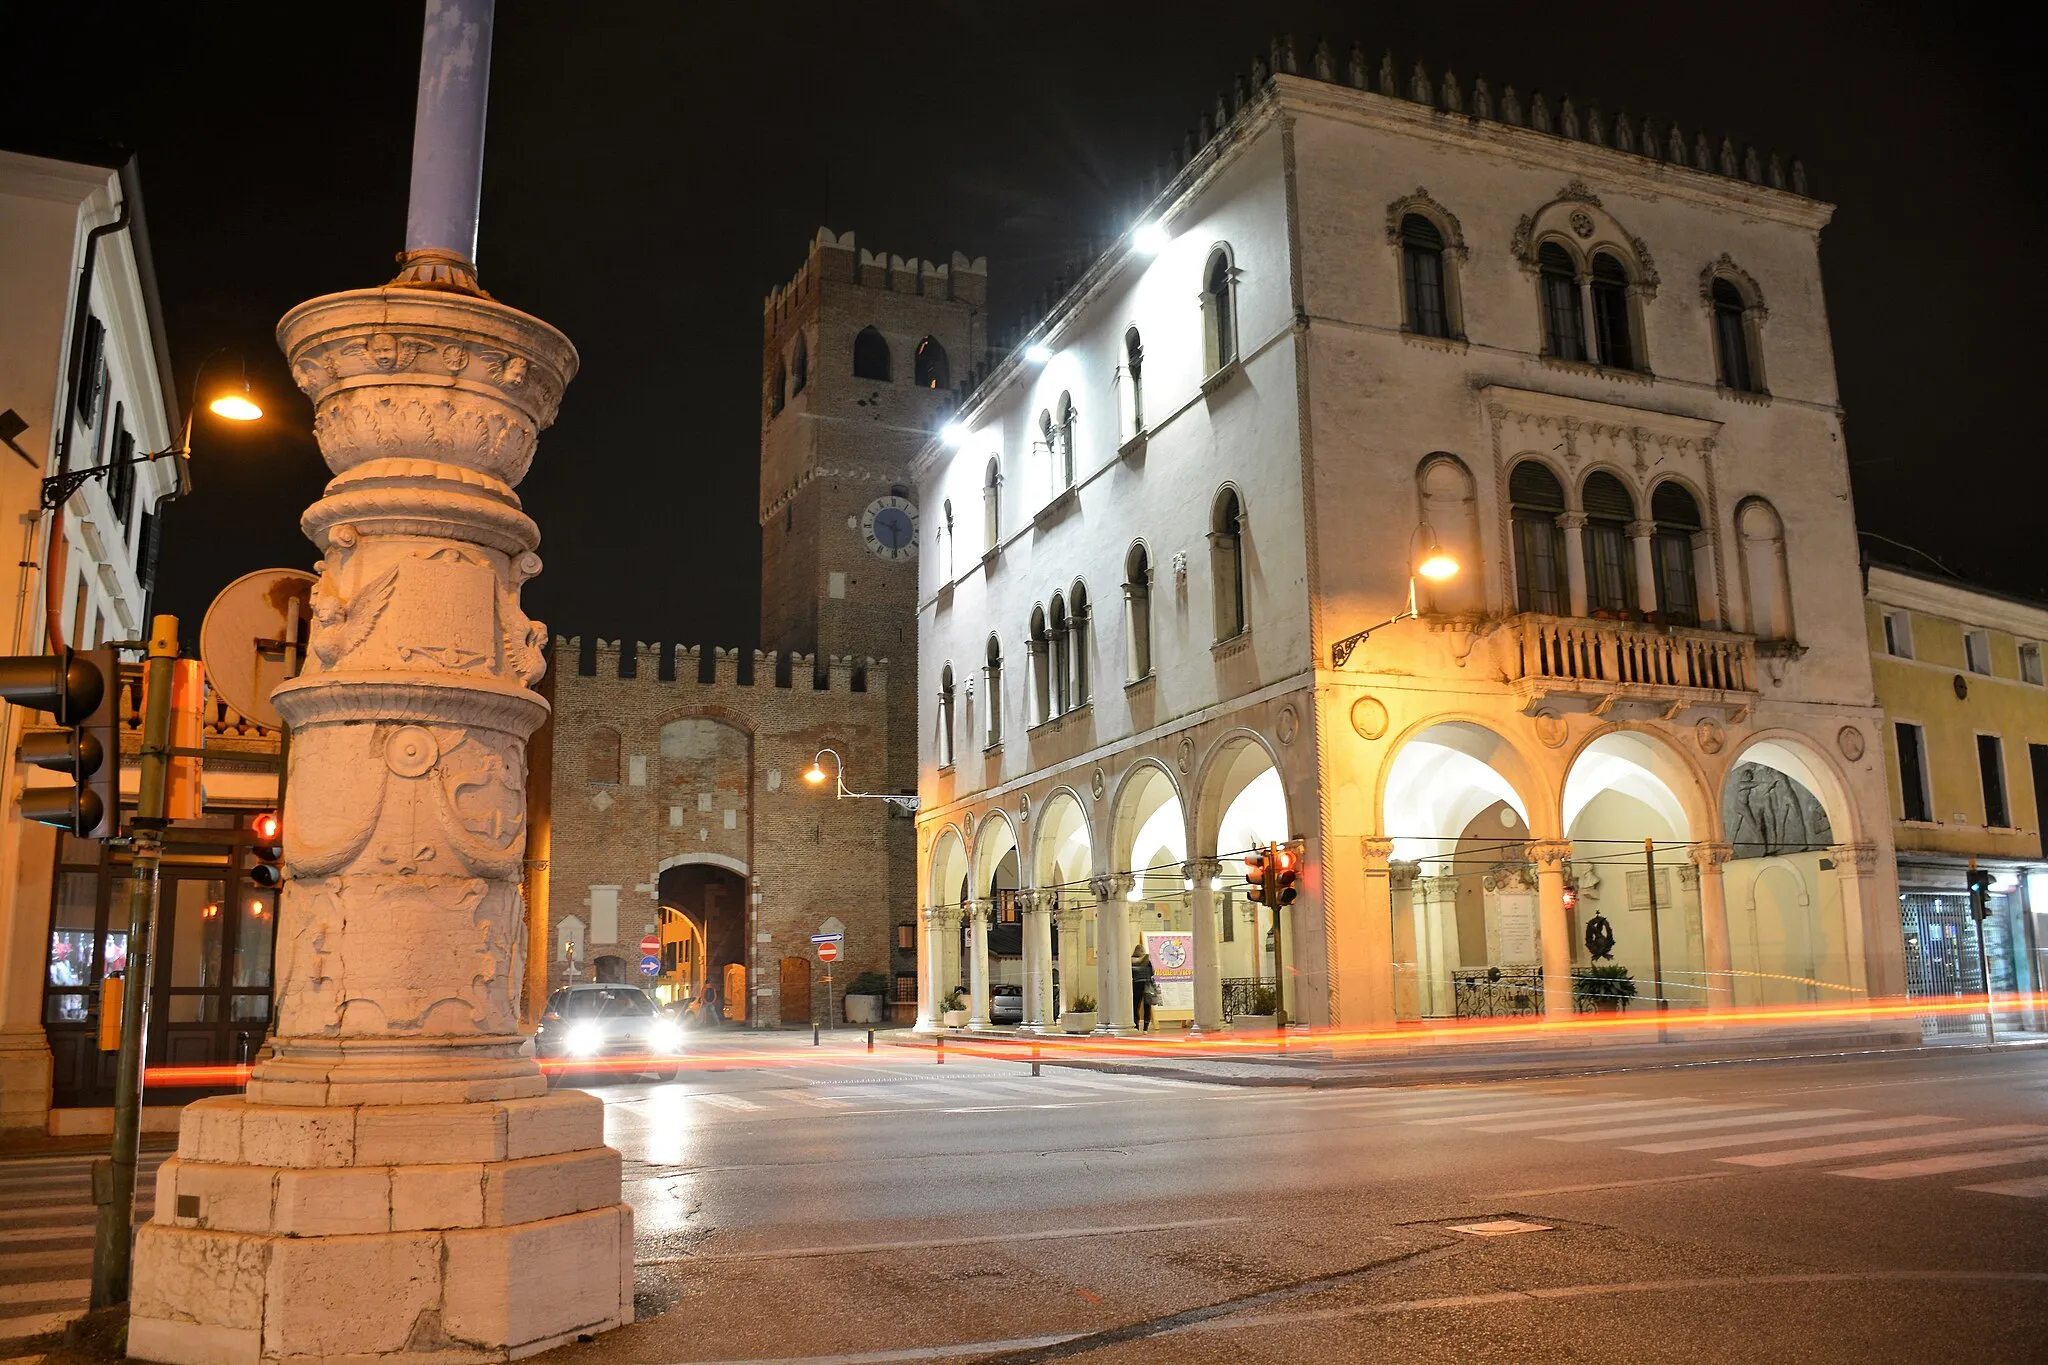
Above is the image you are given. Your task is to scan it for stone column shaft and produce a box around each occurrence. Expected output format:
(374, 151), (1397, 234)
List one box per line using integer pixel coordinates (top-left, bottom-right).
(1055, 907), (1083, 1019)
(1531, 841), (1575, 1018)
(1690, 844), (1735, 1011)
(1628, 520), (1660, 616)
(967, 901), (991, 1029)
(1026, 904), (1055, 1027)
(1186, 859), (1222, 1031)
(1558, 512), (1589, 618)
(916, 907), (946, 1031)
(1092, 876), (1132, 1031)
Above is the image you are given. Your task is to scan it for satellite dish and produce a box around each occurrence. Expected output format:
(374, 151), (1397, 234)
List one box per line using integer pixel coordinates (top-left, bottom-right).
(199, 569), (316, 731)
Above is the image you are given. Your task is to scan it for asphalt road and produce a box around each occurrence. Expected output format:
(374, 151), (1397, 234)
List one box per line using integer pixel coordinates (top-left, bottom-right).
(550, 1036), (2048, 1365)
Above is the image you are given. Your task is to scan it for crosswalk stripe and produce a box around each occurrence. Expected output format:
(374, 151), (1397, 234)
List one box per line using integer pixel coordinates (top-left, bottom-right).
(1959, 1173), (2048, 1198)
(0, 1279), (87, 1307)
(1540, 1108), (1857, 1143)
(0, 1308), (76, 1338)
(1402, 1098), (1649, 1127)
(1626, 1115), (1957, 1154)
(1467, 1102), (1738, 1134)
(693, 1093), (764, 1112)
(1830, 1142), (2048, 1181)
(981, 1082), (1094, 1099)
(1720, 1124), (2048, 1168)
(0, 1249), (91, 1273)
(907, 1083), (991, 1100)
(0, 1207), (96, 1226)
(762, 1090), (849, 1109)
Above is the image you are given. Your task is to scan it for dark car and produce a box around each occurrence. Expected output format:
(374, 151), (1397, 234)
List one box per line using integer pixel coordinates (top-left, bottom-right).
(536, 984), (685, 1083)
(990, 982), (1024, 1026)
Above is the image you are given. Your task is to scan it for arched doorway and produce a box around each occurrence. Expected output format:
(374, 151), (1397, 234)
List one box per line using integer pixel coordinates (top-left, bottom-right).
(659, 859), (748, 1024)
(967, 814), (1018, 1027)
(1198, 736), (1291, 1026)
(1034, 792), (1093, 1022)
(1112, 763), (1187, 1031)
(1720, 738), (1853, 1007)
(924, 827), (970, 1029)
(1382, 722), (1543, 1019)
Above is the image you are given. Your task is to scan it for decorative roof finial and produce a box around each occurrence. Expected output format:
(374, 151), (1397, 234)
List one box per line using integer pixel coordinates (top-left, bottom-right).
(1614, 111), (1635, 154)
(1473, 76), (1494, 121)
(1719, 137), (1738, 177)
(1767, 151), (1786, 190)
(1213, 90), (1228, 129)
(1410, 60), (1433, 105)
(1251, 51), (1269, 88)
(1669, 122), (1686, 164)
(1199, 108), (1214, 143)
(1314, 39), (1336, 83)
(1559, 96), (1579, 140)
(1346, 42), (1369, 88)
(1502, 84), (1524, 125)
(1442, 70), (1463, 114)
(1277, 33), (1299, 75)
(1791, 159), (1809, 195)
(1232, 75), (1248, 115)
(1587, 105), (1605, 145)
(1743, 145), (1762, 182)
(1379, 50), (1398, 96)
(1530, 90), (1552, 133)
(1695, 131), (1712, 169)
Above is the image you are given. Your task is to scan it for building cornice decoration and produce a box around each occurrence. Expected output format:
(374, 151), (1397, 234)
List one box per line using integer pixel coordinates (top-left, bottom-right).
(1510, 187), (1659, 296)
(1688, 841), (1735, 867)
(1384, 187), (1469, 258)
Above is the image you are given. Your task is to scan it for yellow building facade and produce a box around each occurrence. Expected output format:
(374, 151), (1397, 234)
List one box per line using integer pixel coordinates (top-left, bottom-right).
(1867, 563), (2047, 1004)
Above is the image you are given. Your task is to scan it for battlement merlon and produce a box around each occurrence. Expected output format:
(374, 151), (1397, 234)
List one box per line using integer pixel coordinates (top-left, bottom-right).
(764, 228), (988, 324)
(553, 635), (891, 695)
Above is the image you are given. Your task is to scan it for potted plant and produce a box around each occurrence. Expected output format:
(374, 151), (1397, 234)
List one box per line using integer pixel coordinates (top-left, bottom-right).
(843, 970), (889, 1025)
(941, 987), (968, 1029)
(1232, 984), (1281, 1030)
(1573, 964), (1638, 1013)
(1059, 994), (1098, 1034)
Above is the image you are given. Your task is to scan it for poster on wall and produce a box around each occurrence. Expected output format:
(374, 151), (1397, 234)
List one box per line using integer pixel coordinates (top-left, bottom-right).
(1144, 931), (1194, 1011)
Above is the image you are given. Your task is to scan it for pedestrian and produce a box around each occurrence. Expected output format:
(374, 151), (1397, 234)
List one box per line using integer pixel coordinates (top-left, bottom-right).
(1130, 944), (1157, 1032)
(697, 980), (720, 1028)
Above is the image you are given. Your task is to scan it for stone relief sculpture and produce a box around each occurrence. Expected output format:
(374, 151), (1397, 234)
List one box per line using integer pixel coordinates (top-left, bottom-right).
(1722, 762), (1833, 859)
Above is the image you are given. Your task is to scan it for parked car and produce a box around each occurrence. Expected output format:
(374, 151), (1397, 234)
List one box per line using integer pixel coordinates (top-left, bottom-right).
(990, 982), (1024, 1026)
(536, 984), (684, 1083)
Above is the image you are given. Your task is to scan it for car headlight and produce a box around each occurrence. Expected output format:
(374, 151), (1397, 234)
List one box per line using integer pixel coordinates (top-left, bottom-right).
(650, 1021), (684, 1054)
(566, 1022), (603, 1057)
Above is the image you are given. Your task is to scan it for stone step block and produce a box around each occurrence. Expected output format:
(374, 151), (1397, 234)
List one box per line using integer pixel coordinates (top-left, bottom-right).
(482, 1147), (622, 1227)
(263, 1227), (445, 1359)
(273, 1164), (394, 1237)
(392, 1162), (487, 1232)
(356, 1101), (512, 1165)
(153, 1157), (281, 1234)
(501, 1089), (605, 1159)
(234, 1102), (358, 1169)
(172, 1091), (607, 1172)
(175, 1095), (249, 1164)
(441, 1204), (635, 1350)
(129, 1222), (271, 1364)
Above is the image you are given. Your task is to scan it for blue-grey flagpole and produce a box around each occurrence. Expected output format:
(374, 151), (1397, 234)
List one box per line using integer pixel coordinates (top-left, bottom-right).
(399, 0), (494, 291)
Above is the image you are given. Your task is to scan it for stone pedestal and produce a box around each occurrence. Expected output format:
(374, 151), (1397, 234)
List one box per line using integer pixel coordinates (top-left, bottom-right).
(128, 285), (632, 1362)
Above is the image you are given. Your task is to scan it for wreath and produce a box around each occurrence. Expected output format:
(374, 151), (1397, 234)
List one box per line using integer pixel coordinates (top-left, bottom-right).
(1583, 913), (1616, 962)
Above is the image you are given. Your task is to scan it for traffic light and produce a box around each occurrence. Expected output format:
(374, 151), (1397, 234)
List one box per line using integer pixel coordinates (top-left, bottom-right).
(1274, 842), (1301, 907)
(250, 811), (284, 888)
(1, 647), (117, 837)
(1243, 847), (1269, 904)
(1965, 865), (1992, 923)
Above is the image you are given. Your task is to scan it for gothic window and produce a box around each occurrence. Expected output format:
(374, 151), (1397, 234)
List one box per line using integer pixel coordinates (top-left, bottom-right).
(1124, 543), (1152, 682)
(1539, 241), (1587, 362)
(983, 456), (1001, 551)
(938, 664), (956, 767)
(914, 336), (949, 389)
(769, 359), (786, 416)
(1048, 594), (1071, 717)
(1581, 471), (1635, 616)
(1120, 326), (1145, 441)
(1055, 392), (1076, 488)
(1211, 487), (1247, 640)
(941, 499), (954, 578)
(983, 634), (1004, 747)
(853, 326), (891, 381)
(1649, 481), (1702, 626)
(587, 727), (621, 785)
(1736, 496), (1793, 640)
(1399, 214), (1452, 338)
(1028, 606), (1052, 726)
(1508, 460), (1568, 615)
(791, 334), (809, 396)
(1590, 252), (1638, 371)
(1202, 246), (1238, 376)
(1069, 581), (1092, 707)
(1711, 277), (1761, 392)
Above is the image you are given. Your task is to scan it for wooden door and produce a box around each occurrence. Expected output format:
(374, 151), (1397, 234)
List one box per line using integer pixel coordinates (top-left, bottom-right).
(778, 956), (811, 1027)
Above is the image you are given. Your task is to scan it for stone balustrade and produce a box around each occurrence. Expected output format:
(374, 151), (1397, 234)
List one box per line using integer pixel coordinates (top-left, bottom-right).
(1499, 613), (1758, 712)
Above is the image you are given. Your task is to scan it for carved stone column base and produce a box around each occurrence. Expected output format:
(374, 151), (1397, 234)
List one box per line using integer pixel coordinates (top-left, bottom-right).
(128, 1092), (632, 1364)
(247, 1037), (546, 1107)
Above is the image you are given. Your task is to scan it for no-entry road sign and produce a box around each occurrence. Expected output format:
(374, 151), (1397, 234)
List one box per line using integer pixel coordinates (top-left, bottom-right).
(816, 940), (840, 963)
(641, 933), (660, 956)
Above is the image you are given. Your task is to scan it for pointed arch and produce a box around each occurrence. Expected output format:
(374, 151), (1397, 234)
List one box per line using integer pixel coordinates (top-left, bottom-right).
(853, 326), (891, 381)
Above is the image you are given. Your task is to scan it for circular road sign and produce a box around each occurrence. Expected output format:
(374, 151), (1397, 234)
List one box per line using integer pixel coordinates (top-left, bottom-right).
(640, 933), (660, 956)
(639, 955), (661, 976)
(199, 568), (317, 731)
(817, 940), (840, 963)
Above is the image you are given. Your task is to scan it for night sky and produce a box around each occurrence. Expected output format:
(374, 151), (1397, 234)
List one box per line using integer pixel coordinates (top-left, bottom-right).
(3, 2), (2042, 650)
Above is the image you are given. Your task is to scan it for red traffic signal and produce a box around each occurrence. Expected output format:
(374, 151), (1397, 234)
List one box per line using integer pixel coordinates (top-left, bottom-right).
(2, 647), (117, 837)
(1274, 841), (1301, 907)
(250, 811), (284, 888)
(1243, 849), (1269, 904)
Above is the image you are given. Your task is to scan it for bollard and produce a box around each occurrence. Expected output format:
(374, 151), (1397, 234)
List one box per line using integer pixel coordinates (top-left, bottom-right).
(813, 1022), (820, 1046)
(1031, 1042), (1040, 1077)
(866, 1028), (875, 1053)
(936, 1033), (946, 1065)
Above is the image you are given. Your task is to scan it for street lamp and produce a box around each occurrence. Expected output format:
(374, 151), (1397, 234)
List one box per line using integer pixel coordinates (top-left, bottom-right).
(804, 747), (919, 814)
(1329, 523), (1461, 668)
(40, 350), (262, 510)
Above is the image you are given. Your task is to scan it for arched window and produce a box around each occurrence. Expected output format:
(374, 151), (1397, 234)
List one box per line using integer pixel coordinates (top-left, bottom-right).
(1124, 543), (1152, 682)
(982, 456), (1001, 551)
(769, 360), (786, 416)
(1048, 594), (1071, 717)
(1069, 581), (1091, 707)
(941, 499), (954, 578)
(1711, 277), (1760, 392)
(914, 336), (949, 389)
(1650, 482), (1702, 626)
(1400, 214), (1451, 338)
(1203, 247), (1237, 375)
(1028, 606), (1053, 726)
(1590, 252), (1638, 371)
(1581, 471), (1636, 616)
(983, 635), (1004, 747)
(1120, 326), (1145, 442)
(1539, 241), (1587, 362)
(938, 664), (956, 767)
(791, 334), (809, 396)
(1736, 497), (1793, 639)
(853, 326), (891, 381)
(1508, 461), (1568, 615)
(1055, 392), (1075, 488)
(587, 726), (621, 785)
(1211, 488), (1247, 640)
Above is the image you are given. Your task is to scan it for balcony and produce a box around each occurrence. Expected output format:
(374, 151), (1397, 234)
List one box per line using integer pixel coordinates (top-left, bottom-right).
(1497, 614), (1758, 719)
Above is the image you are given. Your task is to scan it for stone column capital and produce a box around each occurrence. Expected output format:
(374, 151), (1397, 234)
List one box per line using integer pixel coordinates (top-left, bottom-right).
(1089, 874), (1117, 903)
(967, 899), (992, 927)
(1527, 838), (1574, 869)
(1361, 836), (1396, 870)
(1627, 519), (1657, 541)
(1688, 841), (1735, 869)
(1014, 889), (1039, 915)
(1828, 842), (1880, 876)
(1183, 856), (1223, 882)
(1389, 859), (1421, 892)
(1557, 511), (1587, 531)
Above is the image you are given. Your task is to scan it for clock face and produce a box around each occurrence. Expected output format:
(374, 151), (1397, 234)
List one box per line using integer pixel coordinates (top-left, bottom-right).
(861, 496), (919, 561)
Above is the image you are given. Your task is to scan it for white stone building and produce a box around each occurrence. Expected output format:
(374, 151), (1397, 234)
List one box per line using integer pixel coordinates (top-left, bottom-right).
(0, 143), (186, 1128)
(911, 48), (1903, 1034)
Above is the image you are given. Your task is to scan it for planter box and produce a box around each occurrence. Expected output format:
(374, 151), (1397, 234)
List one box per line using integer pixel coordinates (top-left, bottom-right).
(1059, 1011), (1098, 1035)
(1231, 1014), (1279, 1031)
(942, 1009), (968, 1029)
(844, 994), (883, 1025)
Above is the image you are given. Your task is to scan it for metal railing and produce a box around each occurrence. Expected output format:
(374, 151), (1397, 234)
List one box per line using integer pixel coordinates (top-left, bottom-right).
(1502, 614), (1756, 695)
